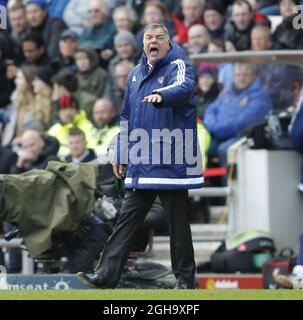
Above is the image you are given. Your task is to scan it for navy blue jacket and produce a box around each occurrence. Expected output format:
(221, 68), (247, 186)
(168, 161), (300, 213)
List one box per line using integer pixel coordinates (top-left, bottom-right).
(115, 43), (203, 190)
(290, 98), (303, 153)
(289, 97), (303, 185)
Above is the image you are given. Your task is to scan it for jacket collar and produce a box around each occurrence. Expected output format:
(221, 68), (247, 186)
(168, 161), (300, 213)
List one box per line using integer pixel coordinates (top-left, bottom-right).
(140, 42), (186, 78)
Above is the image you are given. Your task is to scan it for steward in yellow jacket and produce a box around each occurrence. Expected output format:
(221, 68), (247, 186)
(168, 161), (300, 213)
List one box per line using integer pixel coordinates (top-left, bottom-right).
(197, 117), (211, 171)
(86, 99), (120, 160)
(48, 96), (93, 159)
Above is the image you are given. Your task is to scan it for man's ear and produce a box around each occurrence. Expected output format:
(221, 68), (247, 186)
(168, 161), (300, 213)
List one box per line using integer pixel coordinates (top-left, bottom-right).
(39, 135), (46, 148)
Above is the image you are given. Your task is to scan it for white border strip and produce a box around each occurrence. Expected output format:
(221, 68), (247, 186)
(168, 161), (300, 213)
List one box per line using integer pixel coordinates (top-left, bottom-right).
(125, 177), (204, 185)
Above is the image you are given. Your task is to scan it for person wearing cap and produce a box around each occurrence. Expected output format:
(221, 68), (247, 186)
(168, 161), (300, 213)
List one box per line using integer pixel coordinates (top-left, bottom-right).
(203, 0), (226, 40)
(58, 30), (79, 72)
(74, 46), (108, 100)
(25, 0), (67, 59)
(108, 31), (139, 80)
(195, 62), (221, 119)
(272, 0), (303, 49)
(47, 95), (94, 159)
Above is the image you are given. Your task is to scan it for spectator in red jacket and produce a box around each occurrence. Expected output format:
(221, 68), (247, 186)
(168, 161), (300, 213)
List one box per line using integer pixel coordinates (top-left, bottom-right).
(172, 0), (204, 44)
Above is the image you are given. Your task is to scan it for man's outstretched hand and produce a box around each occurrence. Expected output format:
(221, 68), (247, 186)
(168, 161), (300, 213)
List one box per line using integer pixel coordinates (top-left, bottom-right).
(142, 93), (163, 104)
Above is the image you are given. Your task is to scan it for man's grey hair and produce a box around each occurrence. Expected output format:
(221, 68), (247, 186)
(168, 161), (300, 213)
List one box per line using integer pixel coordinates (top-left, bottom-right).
(89, 0), (110, 15)
(143, 24), (170, 41)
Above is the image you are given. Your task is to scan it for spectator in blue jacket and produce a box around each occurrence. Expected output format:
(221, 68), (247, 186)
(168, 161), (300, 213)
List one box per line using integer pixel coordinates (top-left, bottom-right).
(204, 63), (273, 168)
(77, 23), (203, 290)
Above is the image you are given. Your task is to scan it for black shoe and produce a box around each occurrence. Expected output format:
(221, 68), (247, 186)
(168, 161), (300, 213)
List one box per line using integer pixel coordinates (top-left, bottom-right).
(174, 280), (197, 289)
(76, 272), (110, 289)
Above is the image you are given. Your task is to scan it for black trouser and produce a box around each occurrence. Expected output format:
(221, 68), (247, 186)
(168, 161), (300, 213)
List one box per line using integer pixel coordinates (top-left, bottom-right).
(95, 189), (196, 288)
(131, 197), (167, 252)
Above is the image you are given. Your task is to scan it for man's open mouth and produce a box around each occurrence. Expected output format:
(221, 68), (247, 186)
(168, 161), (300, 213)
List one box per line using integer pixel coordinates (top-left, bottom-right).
(150, 47), (159, 53)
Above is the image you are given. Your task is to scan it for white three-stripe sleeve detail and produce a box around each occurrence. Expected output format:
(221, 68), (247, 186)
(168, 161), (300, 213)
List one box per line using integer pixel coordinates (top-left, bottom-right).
(154, 59), (186, 93)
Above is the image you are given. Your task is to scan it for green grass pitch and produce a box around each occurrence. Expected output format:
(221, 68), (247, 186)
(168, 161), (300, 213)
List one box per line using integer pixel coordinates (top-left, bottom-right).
(0, 289), (302, 300)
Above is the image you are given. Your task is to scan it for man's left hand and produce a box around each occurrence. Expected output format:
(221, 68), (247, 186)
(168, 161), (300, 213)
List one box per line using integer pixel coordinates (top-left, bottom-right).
(142, 94), (163, 104)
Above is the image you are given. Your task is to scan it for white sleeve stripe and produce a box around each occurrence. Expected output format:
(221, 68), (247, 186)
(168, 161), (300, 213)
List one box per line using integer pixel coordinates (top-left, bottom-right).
(177, 62), (183, 83)
(173, 59), (184, 88)
(176, 60), (181, 83)
(155, 59), (186, 93)
(177, 59), (185, 84)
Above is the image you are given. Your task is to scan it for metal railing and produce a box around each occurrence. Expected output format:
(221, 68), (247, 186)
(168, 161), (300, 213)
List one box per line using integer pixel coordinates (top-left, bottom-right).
(189, 187), (231, 199)
(0, 239), (34, 275)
